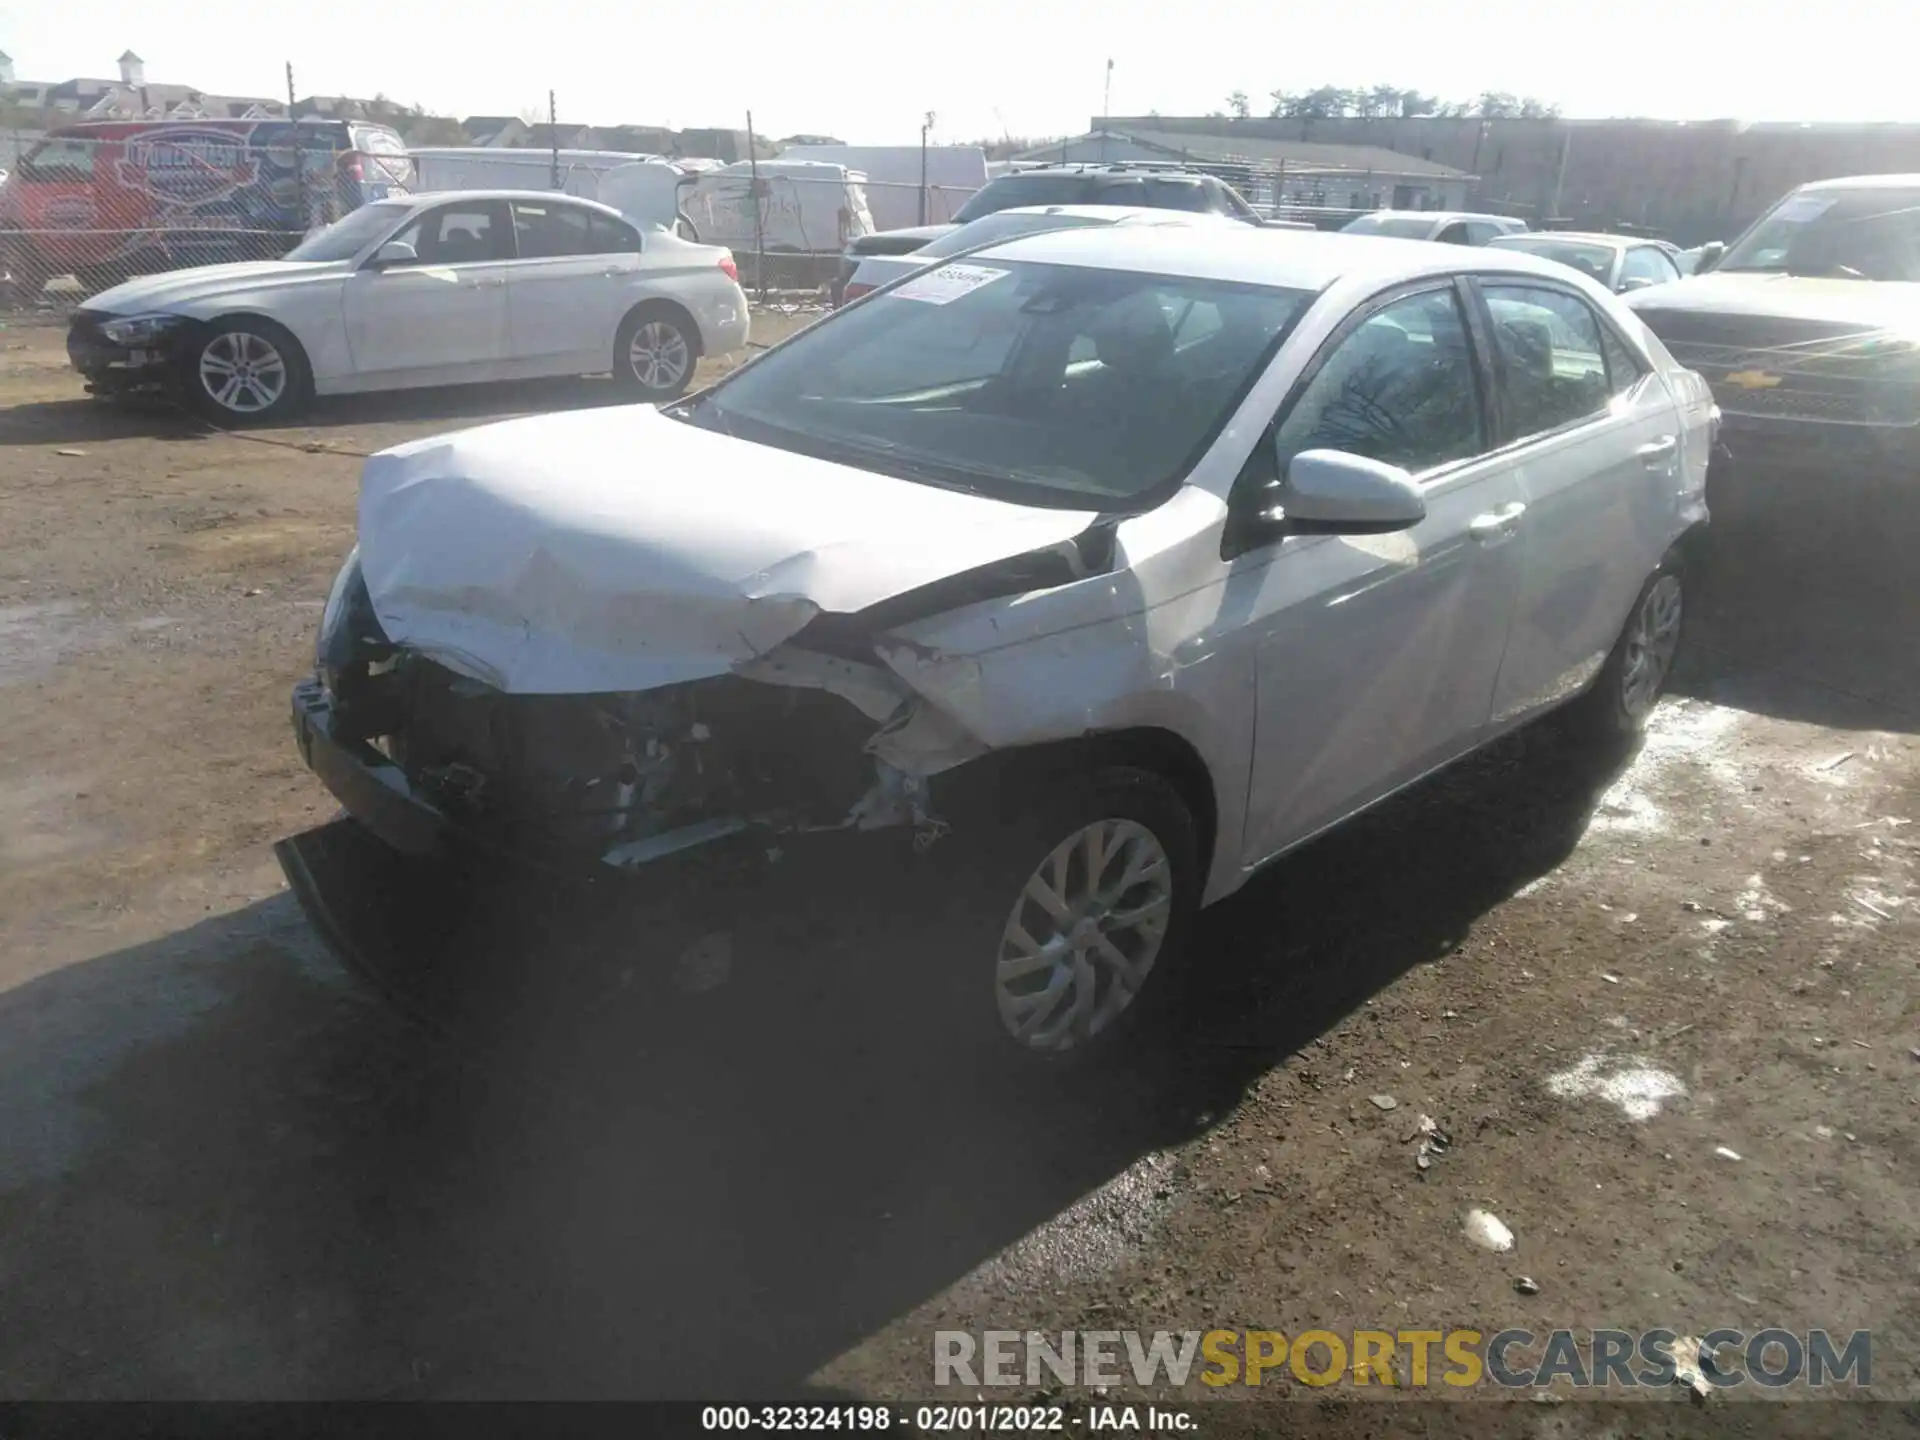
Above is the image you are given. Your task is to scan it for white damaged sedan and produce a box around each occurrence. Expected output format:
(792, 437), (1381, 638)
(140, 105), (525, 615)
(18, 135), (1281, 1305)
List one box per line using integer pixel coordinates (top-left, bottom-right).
(295, 224), (1716, 1060)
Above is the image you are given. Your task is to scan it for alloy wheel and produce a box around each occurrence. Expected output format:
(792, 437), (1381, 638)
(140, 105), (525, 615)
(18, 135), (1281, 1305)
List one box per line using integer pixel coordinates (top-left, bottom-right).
(628, 320), (691, 393)
(198, 331), (288, 415)
(994, 818), (1175, 1053)
(1621, 573), (1683, 719)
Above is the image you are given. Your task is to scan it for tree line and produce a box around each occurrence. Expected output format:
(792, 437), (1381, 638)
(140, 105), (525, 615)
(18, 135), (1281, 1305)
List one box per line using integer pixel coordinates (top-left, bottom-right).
(1220, 86), (1561, 120)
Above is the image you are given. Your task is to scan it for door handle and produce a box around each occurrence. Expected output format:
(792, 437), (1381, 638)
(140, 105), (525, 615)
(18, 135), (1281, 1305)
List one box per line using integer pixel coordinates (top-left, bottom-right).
(1636, 435), (1678, 466)
(1468, 502), (1527, 541)
(465, 276), (506, 289)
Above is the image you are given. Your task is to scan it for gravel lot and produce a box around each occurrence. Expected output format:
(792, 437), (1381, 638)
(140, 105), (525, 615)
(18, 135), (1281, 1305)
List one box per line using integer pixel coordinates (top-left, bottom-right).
(2, 312), (1916, 1427)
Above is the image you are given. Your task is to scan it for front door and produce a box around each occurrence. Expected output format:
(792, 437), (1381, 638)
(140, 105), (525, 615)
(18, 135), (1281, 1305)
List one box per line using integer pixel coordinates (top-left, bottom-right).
(1472, 281), (1683, 724)
(341, 198), (514, 381)
(1236, 282), (1526, 866)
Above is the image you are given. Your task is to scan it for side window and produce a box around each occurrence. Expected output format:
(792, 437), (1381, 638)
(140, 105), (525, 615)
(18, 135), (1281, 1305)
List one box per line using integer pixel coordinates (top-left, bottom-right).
(1434, 222), (1471, 245)
(1273, 288), (1485, 475)
(388, 202), (512, 264)
(510, 201), (596, 259)
(1464, 221), (1503, 245)
(1599, 324), (1646, 396)
(589, 211), (642, 253)
(1482, 285), (1614, 438)
(1621, 246), (1679, 287)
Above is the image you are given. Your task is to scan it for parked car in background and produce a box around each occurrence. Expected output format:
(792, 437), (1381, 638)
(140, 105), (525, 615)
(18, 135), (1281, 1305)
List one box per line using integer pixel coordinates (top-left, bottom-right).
(411, 147), (699, 239)
(0, 117), (414, 301)
(1486, 231), (1684, 293)
(1341, 210), (1528, 244)
(293, 225), (1712, 1062)
(837, 204), (1242, 305)
(1625, 174), (1920, 467)
(67, 190), (747, 420)
(835, 162), (1263, 303)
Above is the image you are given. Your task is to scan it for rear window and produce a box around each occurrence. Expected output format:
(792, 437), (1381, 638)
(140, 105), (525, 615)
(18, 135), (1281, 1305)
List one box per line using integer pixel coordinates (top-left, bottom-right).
(1343, 213), (1437, 239)
(917, 211), (1118, 259)
(1491, 238), (1616, 282)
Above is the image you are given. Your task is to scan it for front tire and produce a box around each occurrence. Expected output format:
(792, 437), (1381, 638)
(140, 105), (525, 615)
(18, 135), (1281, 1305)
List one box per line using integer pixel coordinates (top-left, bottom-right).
(933, 764), (1202, 1065)
(181, 317), (309, 424)
(1567, 556), (1686, 741)
(614, 303), (700, 402)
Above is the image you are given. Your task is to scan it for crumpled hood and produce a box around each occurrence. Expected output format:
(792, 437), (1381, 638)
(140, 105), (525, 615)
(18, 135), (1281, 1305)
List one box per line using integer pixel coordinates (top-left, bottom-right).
(87, 260), (348, 315)
(357, 404), (1098, 694)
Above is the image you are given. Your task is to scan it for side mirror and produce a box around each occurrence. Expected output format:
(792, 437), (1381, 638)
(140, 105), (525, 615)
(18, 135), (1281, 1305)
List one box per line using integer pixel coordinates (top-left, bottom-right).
(1695, 240), (1726, 274)
(1619, 275), (1657, 292)
(1273, 449), (1426, 534)
(370, 239), (417, 268)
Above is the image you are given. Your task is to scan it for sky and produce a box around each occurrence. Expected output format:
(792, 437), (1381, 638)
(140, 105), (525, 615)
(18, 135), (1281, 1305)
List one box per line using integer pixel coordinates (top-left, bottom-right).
(3, 0), (1915, 145)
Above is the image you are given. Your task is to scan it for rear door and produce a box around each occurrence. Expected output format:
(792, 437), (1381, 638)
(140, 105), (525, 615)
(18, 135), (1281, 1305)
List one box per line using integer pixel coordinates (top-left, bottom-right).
(505, 199), (637, 369)
(1470, 280), (1684, 724)
(341, 198), (514, 381)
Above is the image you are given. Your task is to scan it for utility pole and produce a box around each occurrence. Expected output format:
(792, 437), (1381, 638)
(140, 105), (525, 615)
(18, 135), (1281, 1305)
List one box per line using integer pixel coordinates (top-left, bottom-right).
(746, 110), (765, 299)
(919, 111), (934, 226)
(287, 62), (308, 238)
(1549, 123), (1572, 220)
(548, 90), (560, 189)
(1101, 60), (1113, 163)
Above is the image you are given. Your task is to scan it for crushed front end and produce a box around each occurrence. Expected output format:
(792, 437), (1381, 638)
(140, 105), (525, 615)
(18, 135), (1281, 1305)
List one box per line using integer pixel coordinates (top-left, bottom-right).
(292, 548), (946, 876)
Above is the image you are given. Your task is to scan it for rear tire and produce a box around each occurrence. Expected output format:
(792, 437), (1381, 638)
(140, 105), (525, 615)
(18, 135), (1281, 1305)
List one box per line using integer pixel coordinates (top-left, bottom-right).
(926, 764), (1202, 1068)
(180, 316), (310, 425)
(1565, 554), (1686, 743)
(613, 303), (701, 402)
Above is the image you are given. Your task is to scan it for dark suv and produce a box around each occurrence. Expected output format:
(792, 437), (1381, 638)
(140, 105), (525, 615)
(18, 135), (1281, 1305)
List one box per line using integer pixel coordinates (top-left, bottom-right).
(834, 163), (1261, 303)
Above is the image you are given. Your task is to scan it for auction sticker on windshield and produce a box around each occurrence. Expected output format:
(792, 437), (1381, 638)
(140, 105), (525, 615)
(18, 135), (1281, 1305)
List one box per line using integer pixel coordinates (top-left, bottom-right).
(893, 264), (1009, 305)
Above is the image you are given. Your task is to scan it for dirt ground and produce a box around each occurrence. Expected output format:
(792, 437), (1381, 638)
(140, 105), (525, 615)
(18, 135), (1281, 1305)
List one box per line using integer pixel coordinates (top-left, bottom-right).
(2, 311), (1917, 1431)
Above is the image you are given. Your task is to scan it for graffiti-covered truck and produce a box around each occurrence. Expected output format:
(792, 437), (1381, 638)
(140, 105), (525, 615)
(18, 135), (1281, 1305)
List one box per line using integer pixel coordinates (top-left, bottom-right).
(0, 118), (414, 301)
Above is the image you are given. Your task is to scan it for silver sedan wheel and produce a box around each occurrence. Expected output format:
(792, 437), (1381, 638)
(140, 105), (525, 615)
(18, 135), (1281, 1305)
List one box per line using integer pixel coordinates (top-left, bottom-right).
(1621, 573), (1683, 719)
(198, 330), (288, 414)
(627, 320), (690, 393)
(995, 818), (1174, 1053)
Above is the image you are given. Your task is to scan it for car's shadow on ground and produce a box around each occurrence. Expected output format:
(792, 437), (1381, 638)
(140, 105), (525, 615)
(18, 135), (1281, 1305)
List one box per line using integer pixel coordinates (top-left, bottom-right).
(0, 717), (1632, 1399)
(1675, 459), (1920, 734)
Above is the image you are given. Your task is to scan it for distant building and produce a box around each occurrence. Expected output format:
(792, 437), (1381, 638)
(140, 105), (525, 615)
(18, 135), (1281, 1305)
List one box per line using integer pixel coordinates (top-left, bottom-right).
(0, 48), (284, 123)
(1015, 126), (1475, 213)
(777, 133), (845, 148)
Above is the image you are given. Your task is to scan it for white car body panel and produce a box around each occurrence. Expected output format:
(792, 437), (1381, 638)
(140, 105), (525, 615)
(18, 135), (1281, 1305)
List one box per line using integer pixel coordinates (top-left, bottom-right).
(80, 190), (749, 396)
(349, 225), (1711, 905)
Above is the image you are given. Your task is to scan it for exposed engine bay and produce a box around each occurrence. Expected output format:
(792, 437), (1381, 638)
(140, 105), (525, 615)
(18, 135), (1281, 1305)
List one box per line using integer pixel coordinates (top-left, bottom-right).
(329, 651), (944, 867)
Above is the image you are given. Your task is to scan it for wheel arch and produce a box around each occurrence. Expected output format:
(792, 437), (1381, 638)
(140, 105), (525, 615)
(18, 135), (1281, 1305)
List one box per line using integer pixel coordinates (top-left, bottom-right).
(930, 725), (1222, 881)
(616, 295), (705, 361)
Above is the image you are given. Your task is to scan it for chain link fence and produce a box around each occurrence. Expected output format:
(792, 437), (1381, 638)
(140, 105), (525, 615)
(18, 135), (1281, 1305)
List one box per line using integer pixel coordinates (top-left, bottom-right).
(1, 127), (410, 313)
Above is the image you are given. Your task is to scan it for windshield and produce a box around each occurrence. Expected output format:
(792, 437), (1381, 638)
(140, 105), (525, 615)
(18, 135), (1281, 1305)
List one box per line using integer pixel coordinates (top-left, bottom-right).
(917, 211), (1119, 259)
(1490, 238), (1616, 283)
(1717, 187), (1920, 281)
(1343, 213), (1436, 239)
(672, 258), (1311, 508)
(284, 201), (411, 262)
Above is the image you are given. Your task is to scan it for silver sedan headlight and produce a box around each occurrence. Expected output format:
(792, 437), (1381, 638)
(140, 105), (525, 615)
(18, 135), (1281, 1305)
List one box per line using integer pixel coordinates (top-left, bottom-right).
(100, 312), (186, 346)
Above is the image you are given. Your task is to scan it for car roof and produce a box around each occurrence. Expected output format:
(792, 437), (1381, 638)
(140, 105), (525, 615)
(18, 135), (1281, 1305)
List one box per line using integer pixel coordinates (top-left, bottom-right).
(972, 222), (1589, 290)
(1798, 173), (1920, 192)
(1356, 210), (1518, 224)
(382, 188), (625, 212)
(983, 203), (1230, 223)
(1490, 231), (1635, 249)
